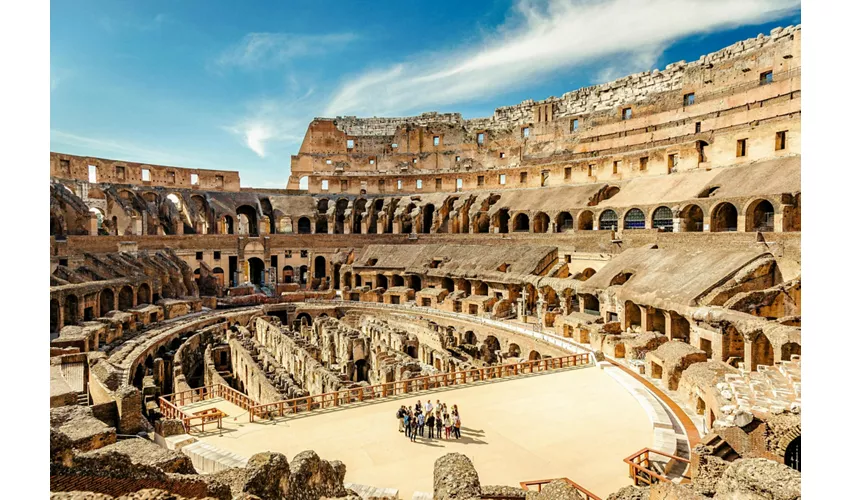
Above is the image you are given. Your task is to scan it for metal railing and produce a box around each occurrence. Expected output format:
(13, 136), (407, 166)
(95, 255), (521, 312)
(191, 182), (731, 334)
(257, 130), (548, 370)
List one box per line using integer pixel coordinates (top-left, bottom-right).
(623, 448), (691, 486)
(519, 478), (601, 500)
(158, 384), (256, 434)
(249, 353), (590, 421)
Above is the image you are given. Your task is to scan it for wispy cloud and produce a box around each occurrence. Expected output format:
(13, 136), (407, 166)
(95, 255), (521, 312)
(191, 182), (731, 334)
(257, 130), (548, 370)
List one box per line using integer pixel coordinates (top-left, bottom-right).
(51, 130), (191, 166)
(324, 0), (800, 116)
(224, 90), (319, 158)
(216, 32), (358, 70)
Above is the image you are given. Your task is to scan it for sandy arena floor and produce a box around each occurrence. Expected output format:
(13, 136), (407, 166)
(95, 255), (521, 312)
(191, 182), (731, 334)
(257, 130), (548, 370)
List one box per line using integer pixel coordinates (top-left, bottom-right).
(183, 366), (652, 498)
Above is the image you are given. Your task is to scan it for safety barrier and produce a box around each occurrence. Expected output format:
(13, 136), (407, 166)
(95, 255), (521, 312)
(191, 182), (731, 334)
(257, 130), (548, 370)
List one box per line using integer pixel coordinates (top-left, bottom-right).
(623, 447), (691, 486)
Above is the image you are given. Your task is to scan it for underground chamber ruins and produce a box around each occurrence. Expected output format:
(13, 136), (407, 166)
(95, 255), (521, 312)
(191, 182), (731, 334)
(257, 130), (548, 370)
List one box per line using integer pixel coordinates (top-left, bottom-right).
(50, 25), (802, 500)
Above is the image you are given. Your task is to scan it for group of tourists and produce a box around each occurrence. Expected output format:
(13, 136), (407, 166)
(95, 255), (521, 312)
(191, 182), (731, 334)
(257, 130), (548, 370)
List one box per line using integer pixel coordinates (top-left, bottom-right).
(396, 399), (462, 442)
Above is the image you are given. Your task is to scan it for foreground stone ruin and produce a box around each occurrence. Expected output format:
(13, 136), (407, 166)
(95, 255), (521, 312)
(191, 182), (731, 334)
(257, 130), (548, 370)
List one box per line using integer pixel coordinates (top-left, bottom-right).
(49, 25), (802, 499)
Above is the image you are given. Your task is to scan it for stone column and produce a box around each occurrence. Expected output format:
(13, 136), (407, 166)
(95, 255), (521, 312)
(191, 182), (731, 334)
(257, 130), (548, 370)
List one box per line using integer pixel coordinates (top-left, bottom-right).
(672, 217), (683, 233)
(663, 311), (674, 341)
(89, 213), (98, 235)
(175, 221), (184, 236)
(640, 305), (651, 333)
(737, 214), (746, 233)
(773, 211), (785, 233)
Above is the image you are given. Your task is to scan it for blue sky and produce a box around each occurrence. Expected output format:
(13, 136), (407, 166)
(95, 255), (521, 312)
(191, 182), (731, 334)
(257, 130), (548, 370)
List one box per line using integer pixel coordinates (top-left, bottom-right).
(50, 0), (801, 188)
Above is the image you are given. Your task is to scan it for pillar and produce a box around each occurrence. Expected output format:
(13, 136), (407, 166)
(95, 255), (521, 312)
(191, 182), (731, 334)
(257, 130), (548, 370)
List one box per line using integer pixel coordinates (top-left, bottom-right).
(639, 305), (651, 333)
(89, 213), (98, 235)
(672, 217), (683, 233)
(773, 210), (785, 233)
(737, 214), (746, 233)
(175, 221), (184, 236)
(259, 215), (270, 235)
(663, 311), (674, 341)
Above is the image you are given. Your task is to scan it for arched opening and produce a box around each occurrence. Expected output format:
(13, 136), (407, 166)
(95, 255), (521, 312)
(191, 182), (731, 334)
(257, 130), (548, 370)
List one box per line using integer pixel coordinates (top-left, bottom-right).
(474, 281), (489, 295)
(781, 342), (801, 361)
(751, 333), (774, 370)
(282, 266), (294, 284)
(89, 207), (105, 234)
(99, 288), (114, 316)
(623, 208), (645, 229)
(507, 343), (521, 358)
(577, 210), (594, 230)
(224, 215), (234, 234)
(556, 212), (573, 232)
(335, 199), (349, 234)
(784, 436), (801, 472)
(137, 283), (151, 304)
(421, 204), (435, 234)
(297, 217), (311, 234)
(442, 277), (455, 292)
(352, 198), (367, 234)
(681, 204), (704, 232)
(512, 213), (530, 232)
(783, 193), (801, 232)
(299, 176), (309, 190)
(236, 205), (258, 236)
(406, 345), (418, 359)
(711, 203), (738, 232)
(50, 299), (60, 333)
(260, 198), (276, 234)
(496, 209), (509, 233)
(533, 212), (550, 233)
(213, 267), (225, 288)
(118, 286), (134, 310)
(392, 275), (405, 287)
(651, 206), (673, 231)
(409, 275), (422, 292)
(353, 359), (368, 382)
(462, 331), (477, 345)
(575, 268), (596, 281)
(528, 350), (541, 361)
(64, 295), (79, 325)
(376, 274), (388, 289)
(581, 294), (600, 315)
(368, 199), (383, 234)
(248, 257), (265, 286)
(746, 199), (775, 232)
(299, 265), (309, 285)
(295, 312), (312, 327)
(474, 213), (490, 233)
(599, 210), (618, 231)
(314, 256), (326, 279)
(610, 272), (634, 286)
(723, 326), (745, 366)
(623, 301), (641, 331)
(480, 336), (501, 364)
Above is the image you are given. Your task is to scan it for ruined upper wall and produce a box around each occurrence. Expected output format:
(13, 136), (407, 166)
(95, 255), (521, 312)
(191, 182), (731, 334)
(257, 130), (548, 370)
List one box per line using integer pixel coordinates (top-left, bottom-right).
(50, 152), (241, 192)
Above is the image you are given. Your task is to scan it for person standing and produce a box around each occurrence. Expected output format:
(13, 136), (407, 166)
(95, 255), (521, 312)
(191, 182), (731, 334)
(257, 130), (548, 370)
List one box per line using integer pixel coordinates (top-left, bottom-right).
(417, 411), (425, 438)
(403, 411), (412, 438)
(396, 405), (407, 432)
(444, 413), (452, 439)
(415, 400), (422, 414)
(426, 412), (436, 438)
(452, 412), (461, 439)
(425, 399), (433, 415)
(435, 399), (443, 416)
(435, 413), (443, 439)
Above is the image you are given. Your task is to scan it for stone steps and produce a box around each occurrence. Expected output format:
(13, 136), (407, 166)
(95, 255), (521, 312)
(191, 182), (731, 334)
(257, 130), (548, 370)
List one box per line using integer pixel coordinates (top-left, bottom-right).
(411, 492), (433, 500)
(344, 482), (399, 499)
(181, 440), (249, 474)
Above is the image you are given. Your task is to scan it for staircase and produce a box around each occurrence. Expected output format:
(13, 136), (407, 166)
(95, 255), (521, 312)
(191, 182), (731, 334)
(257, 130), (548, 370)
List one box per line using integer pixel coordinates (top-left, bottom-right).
(703, 434), (741, 462)
(76, 391), (90, 406)
(344, 482), (400, 499)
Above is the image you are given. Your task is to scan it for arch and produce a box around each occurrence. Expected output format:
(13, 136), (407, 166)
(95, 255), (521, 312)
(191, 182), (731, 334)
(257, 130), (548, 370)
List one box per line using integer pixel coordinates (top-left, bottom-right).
(745, 199), (775, 232)
(751, 333), (774, 370)
(315, 216), (328, 234)
(298, 176), (309, 190)
(421, 204), (435, 234)
(409, 275), (422, 292)
(474, 213), (490, 234)
(89, 207), (105, 234)
(496, 209), (510, 233)
(295, 312), (312, 327)
(783, 193), (801, 232)
(376, 274), (388, 289)
(392, 275), (405, 287)
(99, 288), (114, 316)
(353, 359), (368, 382)
(533, 212), (550, 233)
(297, 217), (312, 234)
(784, 436), (801, 472)
(299, 265), (309, 285)
(512, 212), (530, 232)
(64, 295), (79, 325)
(352, 198), (367, 234)
(212, 267), (225, 288)
(223, 215), (234, 234)
(623, 208), (645, 230)
(507, 343), (521, 358)
(190, 195), (210, 234)
(314, 256), (327, 279)
(577, 210), (594, 230)
(555, 212), (573, 232)
(711, 202), (738, 232)
(528, 350), (541, 361)
(599, 210), (618, 231)
(248, 257), (265, 285)
(651, 206), (673, 231)
(236, 205), (258, 236)
(474, 281), (489, 295)
(781, 342), (801, 361)
(51, 299), (60, 333)
(342, 271), (351, 288)
(680, 204), (704, 232)
(609, 271), (634, 286)
(442, 277), (455, 292)
(480, 335), (501, 364)
(462, 331), (477, 345)
(335, 198), (349, 234)
(118, 286), (134, 310)
(260, 198), (276, 234)
(575, 268), (596, 281)
(406, 345), (418, 359)
(623, 301), (641, 331)
(137, 283), (151, 304)
(283, 266), (295, 284)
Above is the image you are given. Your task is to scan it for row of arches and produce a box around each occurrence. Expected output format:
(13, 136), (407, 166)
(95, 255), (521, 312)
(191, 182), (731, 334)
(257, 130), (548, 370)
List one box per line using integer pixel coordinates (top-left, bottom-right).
(50, 283), (154, 333)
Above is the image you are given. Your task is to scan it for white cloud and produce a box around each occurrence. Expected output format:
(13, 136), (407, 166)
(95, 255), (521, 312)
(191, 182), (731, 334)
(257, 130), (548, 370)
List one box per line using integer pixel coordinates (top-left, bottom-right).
(225, 92), (319, 159)
(216, 32), (357, 70)
(324, 0), (800, 116)
(51, 130), (191, 166)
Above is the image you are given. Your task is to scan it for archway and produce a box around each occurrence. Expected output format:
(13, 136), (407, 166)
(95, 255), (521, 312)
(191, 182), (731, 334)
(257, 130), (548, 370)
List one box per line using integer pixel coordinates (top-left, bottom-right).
(577, 210), (594, 230)
(224, 215), (234, 234)
(711, 203), (738, 232)
(480, 336), (501, 364)
(723, 326), (745, 365)
(352, 198), (367, 234)
(353, 359), (368, 382)
(624, 208), (645, 229)
(651, 206), (673, 231)
(118, 286), (134, 310)
(751, 333), (774, 370)
(99, 288), (114, 316)
(299, 265), (309, 285)
(512, 213), (530, 232)
(746, 199), (775, 232)
(496, 209), (509, 233)
(784, 436), (801, 472)
(314, 256), (326, 279)
(137, 283), (151, 304)
(64, 295), (79, 326)
(335, 199), (349, 234)
(599, 210), (618, 231)
(283, 266), (295, 284)
(474, 213), (490, 233)
(781, 342), (801, 361)
(421, 204), (435, 234)
(556, 212), (573, 232)
(297, 217), (312, 234)
(462, 331), (477, 345)
(442, 277), (455, 292)
(248, 257), (265, 285)
(376, 274), (388, 289)
(533, 212), (550, 233)
(236, 205), (258, 236)
(623, 301), (641, 331)
(295, 312), (312, 327)
(409, 275), (422, 292)
(507, 343), (521, 358)
(392, 275), (405, 287)
(681, 204), (704, 232)
(528, 350), (541, 361)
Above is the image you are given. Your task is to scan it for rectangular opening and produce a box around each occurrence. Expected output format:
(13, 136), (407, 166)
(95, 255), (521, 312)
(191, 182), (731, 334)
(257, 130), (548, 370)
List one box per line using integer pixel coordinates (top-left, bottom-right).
(391, 143), (398, 148)
(667, 153), (679, 173)
(214, 251), (221, 260)
(433, 136), (440, 146)
(379, 179), (386, 192)
(285, 250), (292, 258)
(321, 179), (329, 191)
(522, 126), (529, 138)
(737, 139), (747, 157)
(412, 158), (417, 164)
(541, 170), (549, 187)
(196, 251), (203, 260)
(190, 173), (199, 185)
(613, 160), (621, 174)
(59, 159), (71, 175)
(88, 165), (97, 183)
(270, 255), (278, 270)
(639, 157), (648, 171)
(520, 172), (527, 184)
(622, 107), (632, 120)
(455, 156), (460, 162)
(228, 256), (238, 285)
(683, 93), (695, 106)
(456, 178), (462, 191)
(397, 179), (403, 190)
(499, 152), (505, 159)
(300, 250), (308, 258)
(435, 178), (442, 189)
(570, 119), (579, 132)
(215, 175), (224, 188)
(700, 338), (713, 359)
(587, 164), (595, 177)
(115, 166), (126, 180)
(759, 70), (773, 85)
(326, 159), (333, 165)
(477, 175), (484, 187)
(340, 180), (348, 191)
(477, 132), (485, 145)
(499, 174), (506, 185)
(564, 167), (571, 180)
(142, 169), (151, 182)
(416, 179), (423, 190)
(695, 122), (701, 133)
(369, 158), (375, 165)
(346, 139), (354, 149)
(167, 171), (176, 183)
(776, 130), (787, 151)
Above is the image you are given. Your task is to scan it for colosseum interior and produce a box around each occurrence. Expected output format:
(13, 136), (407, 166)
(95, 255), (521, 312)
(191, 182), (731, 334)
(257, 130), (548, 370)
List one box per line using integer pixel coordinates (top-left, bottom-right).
(48, 24), (803, 500)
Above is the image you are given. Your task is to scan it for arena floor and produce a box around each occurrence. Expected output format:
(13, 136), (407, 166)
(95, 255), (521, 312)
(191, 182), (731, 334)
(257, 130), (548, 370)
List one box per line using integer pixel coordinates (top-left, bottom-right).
(182, 365), (652, 498)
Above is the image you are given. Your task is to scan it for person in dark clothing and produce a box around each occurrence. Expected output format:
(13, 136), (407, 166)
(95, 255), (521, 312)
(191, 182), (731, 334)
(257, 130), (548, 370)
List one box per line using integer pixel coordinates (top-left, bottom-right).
(435, 414), (443, 439)
(417, 411), (425, 437)
(396, 405), (407, 433)
(403, 411), (412, 438)
(426, 413), (436, 438)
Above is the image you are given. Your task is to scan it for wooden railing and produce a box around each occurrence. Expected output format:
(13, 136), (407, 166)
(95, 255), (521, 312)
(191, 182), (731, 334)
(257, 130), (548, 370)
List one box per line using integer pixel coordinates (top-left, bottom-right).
(519, 478), (601, 500)
(158, 384), (256, 434)
(183, 409), (225, 434)
(249, 353), (590, 422)
(624, 448), (691, 486)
